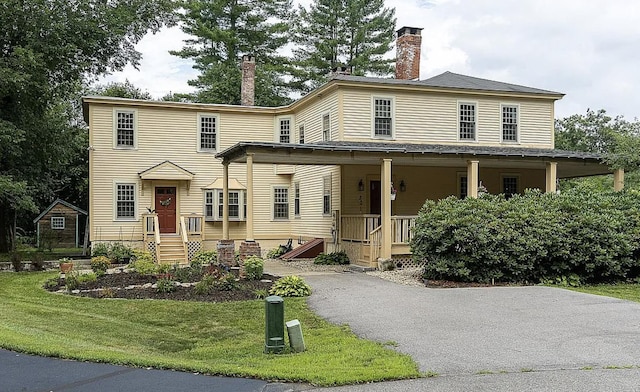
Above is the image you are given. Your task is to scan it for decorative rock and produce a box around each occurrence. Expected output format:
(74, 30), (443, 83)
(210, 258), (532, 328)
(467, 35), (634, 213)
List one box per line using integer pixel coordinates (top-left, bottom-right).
(125, 285), (136, 290)
(151, 284), (158, 289)
(260, 279), (272, 283)
(142, 283), (153, 289)
(71, 290), (80, 294)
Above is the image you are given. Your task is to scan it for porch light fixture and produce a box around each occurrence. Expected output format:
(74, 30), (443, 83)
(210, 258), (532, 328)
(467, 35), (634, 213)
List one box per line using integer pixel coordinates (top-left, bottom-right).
(399, 180), (406, 192)
(358, 179), (364, 192)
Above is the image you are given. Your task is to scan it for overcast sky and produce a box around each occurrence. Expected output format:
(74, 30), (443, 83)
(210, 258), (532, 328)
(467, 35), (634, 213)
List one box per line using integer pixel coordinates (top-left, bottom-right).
(101, 0), (640, 119)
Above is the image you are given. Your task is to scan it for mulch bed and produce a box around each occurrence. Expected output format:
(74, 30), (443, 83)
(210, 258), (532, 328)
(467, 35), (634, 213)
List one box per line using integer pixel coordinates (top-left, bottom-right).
(45, 269), (278, 302)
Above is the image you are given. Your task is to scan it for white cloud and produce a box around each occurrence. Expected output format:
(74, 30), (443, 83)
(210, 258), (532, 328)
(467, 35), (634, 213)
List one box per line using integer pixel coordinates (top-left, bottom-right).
(105, 0), (640, 119)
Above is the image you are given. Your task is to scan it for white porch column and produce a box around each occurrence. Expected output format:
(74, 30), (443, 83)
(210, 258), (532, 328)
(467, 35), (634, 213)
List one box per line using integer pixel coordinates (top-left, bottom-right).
(222, 162), (229, 240)
(246, 153), (255, 241)
(614, 168), (625, 192)
(545, 162), (558, 193)
(467, 160), (479, 198)
(381, 158), (392, 259)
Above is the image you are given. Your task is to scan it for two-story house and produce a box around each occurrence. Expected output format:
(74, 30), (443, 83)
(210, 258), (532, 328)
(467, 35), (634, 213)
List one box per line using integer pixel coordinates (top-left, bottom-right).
(83, 27), (616, 269)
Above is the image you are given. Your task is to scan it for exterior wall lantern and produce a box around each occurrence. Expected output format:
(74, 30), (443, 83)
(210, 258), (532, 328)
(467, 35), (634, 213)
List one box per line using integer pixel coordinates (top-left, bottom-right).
(399, 180), (406, 192)
(358, 179), (364, 192)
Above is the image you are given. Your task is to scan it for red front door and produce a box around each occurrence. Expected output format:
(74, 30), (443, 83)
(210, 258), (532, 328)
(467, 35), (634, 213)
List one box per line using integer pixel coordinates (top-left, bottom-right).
(155, 187), (176, 233)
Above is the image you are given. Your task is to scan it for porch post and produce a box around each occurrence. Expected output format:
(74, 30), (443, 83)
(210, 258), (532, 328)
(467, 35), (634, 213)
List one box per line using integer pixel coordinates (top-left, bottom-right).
(614, 168), (625, 191)
(545, 162), (558, 193)
(246, 153), (254, 241)
(222, 162), (229, 240)
(381, 158), (392, 259)
(467, 160), (479, 198)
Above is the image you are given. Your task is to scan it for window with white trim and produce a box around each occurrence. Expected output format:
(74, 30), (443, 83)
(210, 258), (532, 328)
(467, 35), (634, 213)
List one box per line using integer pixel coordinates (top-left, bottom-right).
(294, 182), (300, 217)
(459, 103), (476, 140)
(51, 217), (65, 230)
(299, 124), (305, 144)
(279, 118), (291, 143)
(458, 175), (468, 199)
(199, 115), (218, 151)
(322, 114), (330, 141)
(115, 110), (135, 147)
(273, 187), (289, 220)
(374, 98), (393, 137)
(502, 176), (519, 199)
(204, 189), (246, 221)
(502, 105), (518, 142)
(116, 183), (136, 219)
(323, 176), (331, 215)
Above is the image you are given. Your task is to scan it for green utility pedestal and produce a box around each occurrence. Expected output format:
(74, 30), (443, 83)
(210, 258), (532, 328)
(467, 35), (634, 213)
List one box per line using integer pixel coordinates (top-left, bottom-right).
(264, 295), (284, 353)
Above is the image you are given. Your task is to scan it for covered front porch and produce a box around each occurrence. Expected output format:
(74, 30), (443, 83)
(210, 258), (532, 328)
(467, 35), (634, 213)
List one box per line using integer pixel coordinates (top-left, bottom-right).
(216, 141), (617, 269)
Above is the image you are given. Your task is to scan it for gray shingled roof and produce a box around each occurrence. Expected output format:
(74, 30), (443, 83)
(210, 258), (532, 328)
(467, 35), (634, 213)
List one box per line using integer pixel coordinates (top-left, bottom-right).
(330, 72), (563, 96)
(217, 141), (602, 162)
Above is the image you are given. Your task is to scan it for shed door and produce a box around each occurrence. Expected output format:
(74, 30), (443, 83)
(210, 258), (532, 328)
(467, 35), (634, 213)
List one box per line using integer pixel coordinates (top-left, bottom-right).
(155, 187), (176, 234)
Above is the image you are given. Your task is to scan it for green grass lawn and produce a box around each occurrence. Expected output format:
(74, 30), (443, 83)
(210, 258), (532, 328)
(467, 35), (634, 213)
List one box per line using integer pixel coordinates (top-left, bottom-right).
(0, 247), (84, 262)
(570, 283), (640, 303)
(0, 272), (419, 386)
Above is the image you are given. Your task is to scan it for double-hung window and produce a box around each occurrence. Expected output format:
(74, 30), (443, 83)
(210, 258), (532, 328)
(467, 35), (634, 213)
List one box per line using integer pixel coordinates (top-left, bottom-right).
(116, 183), (136, 220)
(199, 115), (217, 151)
(298, 124), (305, 144)
(458, 175), (468, 199)
(374, 98), (393, 137)
(115, 110), (135, 148)
(51, 217), (65, 230)
(279, 118), (291, 143)
(204, 189), (245, 221)
(294, 182), (300, 217)
(502, 176), (519, 199)
(273, 187), (289, 220)
(502, 105), (518, 142)
(459, 102), (476, 140)
(322, 114), (330, 141)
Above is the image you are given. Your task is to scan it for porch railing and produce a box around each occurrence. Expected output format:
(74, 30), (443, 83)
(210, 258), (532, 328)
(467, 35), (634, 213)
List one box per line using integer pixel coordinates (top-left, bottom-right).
(142, 213), (161, 262)
(391, 216), (416, 244)
(341, 214), (381, 242)
(179, 216), (189, 262)
(369, 226), (382, 262)
(180, 214), (204, 263)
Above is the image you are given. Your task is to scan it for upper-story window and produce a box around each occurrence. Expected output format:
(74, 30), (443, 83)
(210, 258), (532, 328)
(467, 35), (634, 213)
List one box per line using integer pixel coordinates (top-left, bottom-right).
(322, 114), (330, 141)
(502, 105), (518, 142)
(115, 110), (136, 148)
(299, 124), (305, 144)
(199, 114), (218, 152)
(459, 102), (476, 140)
(374, 97), (393, 138)
(279, 118), (291, 143)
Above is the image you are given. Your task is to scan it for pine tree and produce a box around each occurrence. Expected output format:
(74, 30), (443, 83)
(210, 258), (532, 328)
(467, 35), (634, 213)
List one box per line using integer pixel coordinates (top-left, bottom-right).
(171, 0), (294, 106)
(293, 0), (396, 91)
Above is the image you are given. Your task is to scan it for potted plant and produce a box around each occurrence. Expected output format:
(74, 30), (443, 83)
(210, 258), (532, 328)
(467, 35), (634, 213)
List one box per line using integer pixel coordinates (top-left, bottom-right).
(59, 257), (74, 274)
(390, 183), (397, 201)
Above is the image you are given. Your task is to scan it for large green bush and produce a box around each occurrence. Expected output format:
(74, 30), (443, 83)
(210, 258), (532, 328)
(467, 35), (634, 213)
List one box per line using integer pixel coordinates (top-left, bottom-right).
(411, 188), (640, 284)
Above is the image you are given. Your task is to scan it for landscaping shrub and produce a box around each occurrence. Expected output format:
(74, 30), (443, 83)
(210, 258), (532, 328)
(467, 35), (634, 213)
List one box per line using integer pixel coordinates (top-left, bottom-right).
(78, 273), (97, 284)
(244, 256), (264, 280)
(269, 275), (312, 297)
(10, 252), (22, 272)
(132, 249), (154, 263)
(108, 242), (133, 263)
(91, 242), (109, 258)
(266, 247), (286, 259)
(156, 274), (176, 293)
(191, 250), (218, 265)
(411, 188), (640, 285)
(314, 251), (350, 265)
(130, 258), (158, 275)
(90, 256), (111, 276)
(65, 272), (79, 291)
(217, 273), (239, 291)
(194, 274), (216, 295)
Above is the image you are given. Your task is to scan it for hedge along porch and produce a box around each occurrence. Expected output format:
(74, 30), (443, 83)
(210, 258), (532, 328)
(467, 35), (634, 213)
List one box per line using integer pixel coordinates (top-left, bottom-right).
(216, 141), (615, 269)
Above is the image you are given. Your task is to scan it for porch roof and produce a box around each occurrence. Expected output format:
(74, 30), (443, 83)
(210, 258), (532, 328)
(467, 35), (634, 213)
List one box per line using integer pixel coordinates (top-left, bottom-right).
(215, 141), (610, 178)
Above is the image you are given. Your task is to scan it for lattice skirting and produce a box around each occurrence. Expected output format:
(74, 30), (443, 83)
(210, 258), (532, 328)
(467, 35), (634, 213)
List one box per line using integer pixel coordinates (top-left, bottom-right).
(392, 255), (426, 270)
(146, 242), (157, 263)
(187, 241), (202, 262)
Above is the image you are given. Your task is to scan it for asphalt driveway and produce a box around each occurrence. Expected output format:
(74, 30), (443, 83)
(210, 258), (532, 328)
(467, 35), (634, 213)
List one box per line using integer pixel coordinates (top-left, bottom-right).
(303, 272), (640, 390)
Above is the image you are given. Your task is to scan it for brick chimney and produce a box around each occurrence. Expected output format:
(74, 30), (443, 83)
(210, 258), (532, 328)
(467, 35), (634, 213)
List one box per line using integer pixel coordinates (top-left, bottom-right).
(395, 27), (423, 80)
(241, 54), (255, 106)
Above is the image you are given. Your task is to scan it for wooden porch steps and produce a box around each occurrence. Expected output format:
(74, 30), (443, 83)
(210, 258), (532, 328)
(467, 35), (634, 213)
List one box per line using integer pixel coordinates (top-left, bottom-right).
(158, 235), (185, 264)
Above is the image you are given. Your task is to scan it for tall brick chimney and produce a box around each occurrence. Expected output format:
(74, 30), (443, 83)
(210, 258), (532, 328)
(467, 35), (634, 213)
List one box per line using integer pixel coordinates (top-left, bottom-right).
(241, 54), (255, 106)
(395, 27), (423, 80)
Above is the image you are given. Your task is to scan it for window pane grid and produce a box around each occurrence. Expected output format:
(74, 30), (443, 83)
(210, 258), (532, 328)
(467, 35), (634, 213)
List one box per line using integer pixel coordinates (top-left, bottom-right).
(116, 112), (134, 146)
(116, 184), (135, 218)
(502, 106), (518, 141)
(322, 114), (330, 141)
(279, 119), (290, 143)
(274, 188), (289, 219)
(200, 116), (217, 150)
(299, 125), (305, 144)
(503, 177), (518, 198)
(374, 99), (392, 136)
(459, 103), (476, 140)
(459, 176), (468, 199)
(51, 217), (65, 229)
(294, 183), (300, 216)
(218, 191), (240, 218)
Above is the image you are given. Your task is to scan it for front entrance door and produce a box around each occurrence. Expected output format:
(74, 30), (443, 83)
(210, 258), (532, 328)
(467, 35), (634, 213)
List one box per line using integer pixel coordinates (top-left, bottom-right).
(370, 180), (381, 215)
(155, 187), (176, 234)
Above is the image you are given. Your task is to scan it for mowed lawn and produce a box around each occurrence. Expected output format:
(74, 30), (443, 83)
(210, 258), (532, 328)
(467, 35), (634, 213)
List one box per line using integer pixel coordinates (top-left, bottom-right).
(570, 283), (640, 303)
(0, 272), (419, 386)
